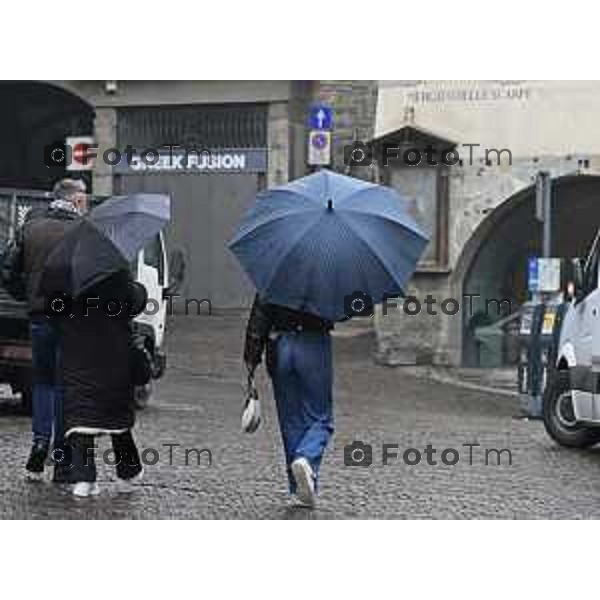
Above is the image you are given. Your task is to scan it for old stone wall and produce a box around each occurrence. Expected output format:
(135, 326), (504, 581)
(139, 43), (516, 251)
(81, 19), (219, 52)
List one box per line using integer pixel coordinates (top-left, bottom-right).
(312, 81), (379, 173)
(375, 155), (600, 366)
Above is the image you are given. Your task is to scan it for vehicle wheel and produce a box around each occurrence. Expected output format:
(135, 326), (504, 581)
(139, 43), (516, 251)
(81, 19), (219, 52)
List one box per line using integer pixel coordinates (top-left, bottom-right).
(134, 381), (153, 410)
(543, 369), (600, 448)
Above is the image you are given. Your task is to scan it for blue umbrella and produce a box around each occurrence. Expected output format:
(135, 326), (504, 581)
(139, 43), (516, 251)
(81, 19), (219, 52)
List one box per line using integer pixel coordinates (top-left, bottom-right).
(228, 170), (429, 322)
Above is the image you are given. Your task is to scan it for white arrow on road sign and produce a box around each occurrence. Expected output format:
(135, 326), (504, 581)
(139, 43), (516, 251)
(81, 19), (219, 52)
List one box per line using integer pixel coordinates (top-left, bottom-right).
(309, 105), (333, 130)
(316, 109), (326, 129)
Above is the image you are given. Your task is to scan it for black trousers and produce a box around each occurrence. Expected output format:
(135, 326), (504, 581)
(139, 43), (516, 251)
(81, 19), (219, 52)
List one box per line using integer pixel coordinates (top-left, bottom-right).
(69, 430), (142, 483)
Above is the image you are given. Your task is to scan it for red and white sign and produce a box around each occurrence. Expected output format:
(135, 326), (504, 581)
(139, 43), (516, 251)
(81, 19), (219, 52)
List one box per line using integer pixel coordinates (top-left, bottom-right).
(66, 136), (95, 171)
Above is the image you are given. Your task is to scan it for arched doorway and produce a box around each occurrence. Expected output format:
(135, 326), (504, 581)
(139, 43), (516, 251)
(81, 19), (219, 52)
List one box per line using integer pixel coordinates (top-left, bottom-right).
(0, 82), (93, 190)
(453, 174), (600, 366)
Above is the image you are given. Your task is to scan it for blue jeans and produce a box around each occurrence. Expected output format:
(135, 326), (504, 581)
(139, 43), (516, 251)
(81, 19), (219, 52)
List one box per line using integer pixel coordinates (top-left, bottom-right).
(30, 317), (63, 446)
(270, 332), (334, 494)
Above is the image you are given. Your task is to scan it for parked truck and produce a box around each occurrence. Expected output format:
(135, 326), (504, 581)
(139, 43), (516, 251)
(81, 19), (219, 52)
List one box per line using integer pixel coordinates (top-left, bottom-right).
(0, 188), (170, 412)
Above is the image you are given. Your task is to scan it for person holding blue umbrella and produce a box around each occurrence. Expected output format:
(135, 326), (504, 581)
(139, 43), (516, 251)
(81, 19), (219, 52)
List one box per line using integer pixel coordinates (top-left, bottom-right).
(230, 170), (428, 508)
(243, 294), (334, 507)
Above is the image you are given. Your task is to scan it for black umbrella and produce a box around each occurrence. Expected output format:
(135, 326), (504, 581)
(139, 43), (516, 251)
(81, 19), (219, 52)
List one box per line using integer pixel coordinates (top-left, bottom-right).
(40, 193), (170, 298)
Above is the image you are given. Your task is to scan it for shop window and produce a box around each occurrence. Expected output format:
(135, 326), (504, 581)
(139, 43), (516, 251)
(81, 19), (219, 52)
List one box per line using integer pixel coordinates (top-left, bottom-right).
(117, 104), (268, 149)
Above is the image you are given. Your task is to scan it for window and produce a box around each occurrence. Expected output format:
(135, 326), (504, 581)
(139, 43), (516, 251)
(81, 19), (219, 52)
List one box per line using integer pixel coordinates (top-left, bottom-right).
(373, 127), (452, 272)
(117, 104), (268, 149)
(382, 162), (449, 270)
(389, 165), (439, 265)
(583, 234), (600, 297)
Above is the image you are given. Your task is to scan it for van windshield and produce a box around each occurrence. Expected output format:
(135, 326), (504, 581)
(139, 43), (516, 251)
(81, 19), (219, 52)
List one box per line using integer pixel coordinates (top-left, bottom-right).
(584, 230), (600, 293)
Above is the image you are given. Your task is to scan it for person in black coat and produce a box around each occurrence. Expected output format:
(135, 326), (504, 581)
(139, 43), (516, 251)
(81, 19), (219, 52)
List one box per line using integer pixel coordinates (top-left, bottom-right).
(56, 270), (145, 497)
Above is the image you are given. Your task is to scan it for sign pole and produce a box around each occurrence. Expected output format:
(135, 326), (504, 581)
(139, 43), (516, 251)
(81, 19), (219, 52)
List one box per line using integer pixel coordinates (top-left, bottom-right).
(535, 170), (552, 258)
(527, 171), (556, 418)
(543, 173), (552, 258)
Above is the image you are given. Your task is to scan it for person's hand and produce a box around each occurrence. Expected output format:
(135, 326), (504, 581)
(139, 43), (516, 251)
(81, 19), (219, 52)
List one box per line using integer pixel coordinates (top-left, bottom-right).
(241, 373), (261, 434)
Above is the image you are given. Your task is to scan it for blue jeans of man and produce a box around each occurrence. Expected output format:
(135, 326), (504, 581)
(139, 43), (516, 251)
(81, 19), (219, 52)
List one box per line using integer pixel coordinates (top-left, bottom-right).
(30, 317), (63, 447)
(269, 331), (334, 494)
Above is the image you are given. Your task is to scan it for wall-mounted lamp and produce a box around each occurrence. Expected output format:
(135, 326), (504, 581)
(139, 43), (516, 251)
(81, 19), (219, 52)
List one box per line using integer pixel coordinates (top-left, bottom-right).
(104, 80), (118, 95)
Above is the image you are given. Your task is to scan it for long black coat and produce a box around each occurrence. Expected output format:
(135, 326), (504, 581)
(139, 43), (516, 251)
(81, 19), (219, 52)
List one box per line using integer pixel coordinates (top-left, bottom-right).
(58, 271), (138, 434)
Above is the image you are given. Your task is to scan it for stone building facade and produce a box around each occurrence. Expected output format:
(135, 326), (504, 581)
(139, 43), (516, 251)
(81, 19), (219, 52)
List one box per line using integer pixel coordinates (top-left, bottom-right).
(0, 80), (377, 311)
(287, 80), (600, 368)
(4, 80), (598, 367)
(371, 80), (600, 367)
(0, 81), (308, 309)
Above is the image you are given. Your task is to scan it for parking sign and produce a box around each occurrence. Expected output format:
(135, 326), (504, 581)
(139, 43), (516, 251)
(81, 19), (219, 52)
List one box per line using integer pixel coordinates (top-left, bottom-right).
(307, 131), (332, 166)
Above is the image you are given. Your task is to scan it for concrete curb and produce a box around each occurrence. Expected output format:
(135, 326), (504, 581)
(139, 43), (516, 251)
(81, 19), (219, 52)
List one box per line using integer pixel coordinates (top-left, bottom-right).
(406, 366), (519, 398)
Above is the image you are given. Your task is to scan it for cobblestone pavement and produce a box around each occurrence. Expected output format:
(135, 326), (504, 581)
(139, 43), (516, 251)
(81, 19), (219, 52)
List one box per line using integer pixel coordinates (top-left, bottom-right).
(1, 312), (600, 519)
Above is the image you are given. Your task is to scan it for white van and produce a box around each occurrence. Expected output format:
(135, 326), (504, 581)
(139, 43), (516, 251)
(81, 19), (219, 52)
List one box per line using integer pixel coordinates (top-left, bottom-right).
(131, 231), (169, 408)
(544, 231), (600, 447)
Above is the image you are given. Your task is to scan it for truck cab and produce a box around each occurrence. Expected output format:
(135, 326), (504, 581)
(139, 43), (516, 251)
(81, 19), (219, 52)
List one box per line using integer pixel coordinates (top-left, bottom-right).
(543, 230), (600, 447)
(0, 189), (170, 411)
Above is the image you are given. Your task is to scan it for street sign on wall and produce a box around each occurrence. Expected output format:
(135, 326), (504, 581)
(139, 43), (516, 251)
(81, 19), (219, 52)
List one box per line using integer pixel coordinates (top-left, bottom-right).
(307, 131), (332, 166)
(114, 148), (268, 174)
(308, 104), (334, 130)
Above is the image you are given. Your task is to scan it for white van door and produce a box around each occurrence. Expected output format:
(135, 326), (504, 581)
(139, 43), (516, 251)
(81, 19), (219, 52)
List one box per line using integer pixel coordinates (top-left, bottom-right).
(572, 233), (600, 421)
(135, 232), (168, 350)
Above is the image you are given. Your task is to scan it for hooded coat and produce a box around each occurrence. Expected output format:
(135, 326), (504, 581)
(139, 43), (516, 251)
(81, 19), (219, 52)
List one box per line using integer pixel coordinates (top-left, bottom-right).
(57, 270), (142, 435)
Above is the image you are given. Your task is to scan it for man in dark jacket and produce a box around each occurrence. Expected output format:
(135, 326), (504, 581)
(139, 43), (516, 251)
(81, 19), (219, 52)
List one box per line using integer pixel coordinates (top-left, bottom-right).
(244, 294), (334, 508)
(1, 178), (86, 480)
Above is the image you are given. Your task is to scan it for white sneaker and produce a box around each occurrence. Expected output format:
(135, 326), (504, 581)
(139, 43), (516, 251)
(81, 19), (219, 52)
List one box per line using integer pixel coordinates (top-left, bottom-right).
(72, 482), (100, 497)
(291, 457), (316, 508)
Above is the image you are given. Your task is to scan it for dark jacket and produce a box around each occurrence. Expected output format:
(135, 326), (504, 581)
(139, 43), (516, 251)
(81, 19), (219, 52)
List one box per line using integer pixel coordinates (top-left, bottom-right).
(58, 270), (139, 434)
(243, 294), (333, 371)
(1, 204), (79, 314)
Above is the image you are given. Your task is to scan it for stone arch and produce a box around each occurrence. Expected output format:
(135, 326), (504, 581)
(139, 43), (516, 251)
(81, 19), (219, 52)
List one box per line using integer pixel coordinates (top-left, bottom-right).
(450, 174), (600, 365)
(0, 81), (94, 189)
